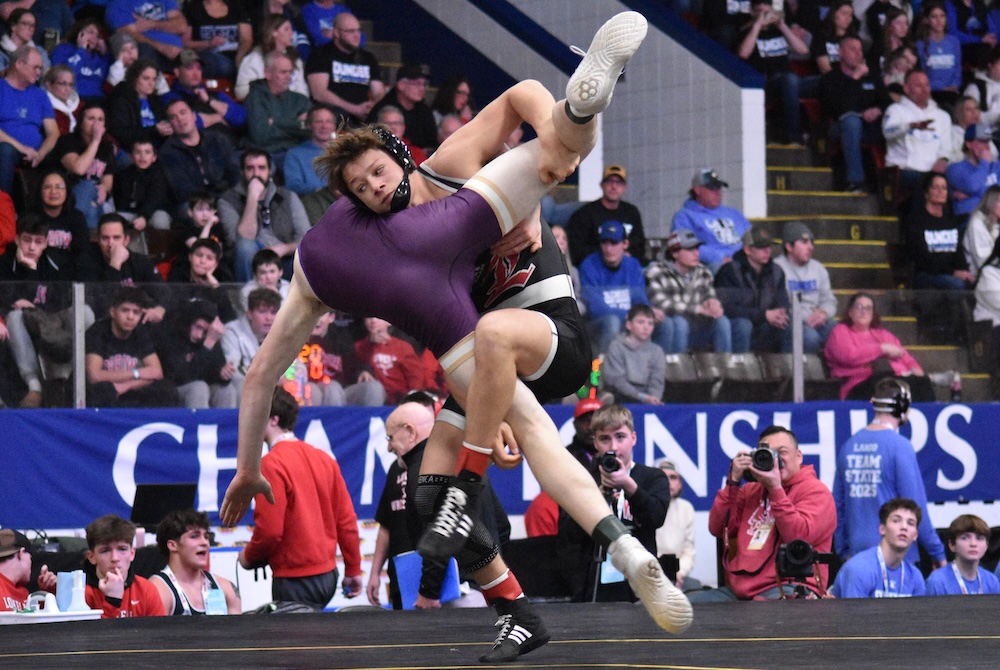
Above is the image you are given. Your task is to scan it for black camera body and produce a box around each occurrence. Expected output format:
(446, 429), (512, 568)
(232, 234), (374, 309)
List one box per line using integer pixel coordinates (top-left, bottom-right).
(776, 539), (836, 581)
(599, 450), (620, 473)
(742, 445), (781, 482)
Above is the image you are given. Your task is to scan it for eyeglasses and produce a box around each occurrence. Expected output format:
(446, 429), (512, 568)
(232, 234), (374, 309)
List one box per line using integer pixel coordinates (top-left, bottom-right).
(42, 183), (67, 190)
(52, 80), (74, 87)
(851, 304), (874, 313)
(17, 20), (36, 28)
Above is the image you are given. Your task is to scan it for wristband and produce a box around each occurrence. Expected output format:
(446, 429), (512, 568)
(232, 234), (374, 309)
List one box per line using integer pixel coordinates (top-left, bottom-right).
(132, 368), (140, 380)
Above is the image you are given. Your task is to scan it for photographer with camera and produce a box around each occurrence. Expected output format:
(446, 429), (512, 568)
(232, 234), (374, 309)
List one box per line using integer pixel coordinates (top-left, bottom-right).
(558, 404), (671, 603)
(690, 426), (836, 602)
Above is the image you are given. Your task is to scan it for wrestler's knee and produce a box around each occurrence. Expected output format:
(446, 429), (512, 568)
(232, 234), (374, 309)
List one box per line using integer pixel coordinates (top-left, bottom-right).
(474, 313), (515, 359)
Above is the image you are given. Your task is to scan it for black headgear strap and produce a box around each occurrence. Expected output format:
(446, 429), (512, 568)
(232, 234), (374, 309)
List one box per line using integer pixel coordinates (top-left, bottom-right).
(341, 125), (417, 214)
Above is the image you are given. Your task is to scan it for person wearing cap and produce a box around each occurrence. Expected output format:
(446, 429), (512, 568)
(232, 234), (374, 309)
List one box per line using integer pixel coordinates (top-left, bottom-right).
(644, 228), (732, 353)
(882, 69), (954, 197)
(105, 0), (187, 70)
(819, 35), (892, 193)
(654, 460), (699, 592)
(305, 11), (385, 126)
(832, 377), (946, 567)
(106, 30), (169, 94)
(0, 529), (47, 612)
(567, 163), (647, 266)
(945, 121), (1000, 226)
(773, 221), (837, 353)
(579, 219), (650, 355)
(165, 49), (246, 134)
(368, 62), (438, 153)
(245, 50), (312, 166)
(671, 168), (751, 275)
(736, 0), (811, 145)
(714, 224), (791, 353)
(568, 396), (603, 467)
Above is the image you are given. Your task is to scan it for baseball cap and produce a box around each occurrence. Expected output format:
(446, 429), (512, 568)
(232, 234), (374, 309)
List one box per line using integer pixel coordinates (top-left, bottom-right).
(602, 164), (627, 182)
(666, 229), (703, 252)
(965, 122), (992, 142)
(574, 397), (603, 419)
(781, 220), (814, 243)
(742, 224), (777, 249)
(178, 49), (202, 68)
(692, 168), (728, 190)
(0, 529), (31, 558)
(396, 63), (429, 81)
(598, 220), (627, 243)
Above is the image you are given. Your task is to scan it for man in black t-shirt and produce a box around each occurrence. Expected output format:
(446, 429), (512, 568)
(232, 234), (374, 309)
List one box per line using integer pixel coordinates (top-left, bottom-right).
(305, 12), (384, 125)
(85, 287), (178, 407)
(566, 164), (647, 266)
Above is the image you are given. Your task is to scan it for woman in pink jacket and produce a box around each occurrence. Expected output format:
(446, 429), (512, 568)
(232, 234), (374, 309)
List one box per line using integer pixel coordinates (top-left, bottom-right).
(824, 292), (934, 400)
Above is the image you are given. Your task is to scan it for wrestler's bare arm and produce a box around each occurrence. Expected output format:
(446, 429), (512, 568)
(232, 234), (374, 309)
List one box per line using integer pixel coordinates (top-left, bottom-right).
(219, 253), (331, 526)
(426, 80), (556, 180)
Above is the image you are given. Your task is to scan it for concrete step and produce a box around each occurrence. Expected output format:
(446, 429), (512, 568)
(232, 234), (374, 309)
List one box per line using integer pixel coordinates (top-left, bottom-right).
(768, 166), (834, 192)
(368, 41), (402, 69)
(767, 190), (882, 217)
(753, 216), (899, 242)
(813, 240), (888, 264)
(909, 346), (966, 373)
(767, 144), (815, 167)
(825, 262), (894, 289)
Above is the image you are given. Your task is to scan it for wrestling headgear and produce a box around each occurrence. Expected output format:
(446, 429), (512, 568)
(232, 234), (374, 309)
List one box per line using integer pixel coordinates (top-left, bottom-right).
(375, 125), (415, 212)
(871, 378), (911, 423)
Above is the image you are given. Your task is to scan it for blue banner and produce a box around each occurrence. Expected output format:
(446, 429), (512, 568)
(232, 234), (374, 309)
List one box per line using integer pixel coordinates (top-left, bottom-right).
(0, 401), (994, 529)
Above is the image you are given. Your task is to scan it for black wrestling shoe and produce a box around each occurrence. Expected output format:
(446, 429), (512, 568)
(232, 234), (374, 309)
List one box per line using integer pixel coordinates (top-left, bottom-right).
(479, 597), (551, 663)
(416, 473), (482, 559)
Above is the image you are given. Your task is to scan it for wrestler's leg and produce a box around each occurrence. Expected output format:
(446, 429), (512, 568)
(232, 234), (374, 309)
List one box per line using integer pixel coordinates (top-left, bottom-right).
(416, 418), (550, 662)
(454, 309), (554, 477)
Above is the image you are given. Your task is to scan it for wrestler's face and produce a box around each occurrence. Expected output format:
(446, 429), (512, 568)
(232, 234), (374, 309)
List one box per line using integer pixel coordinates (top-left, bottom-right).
(343, 148), (404, 215)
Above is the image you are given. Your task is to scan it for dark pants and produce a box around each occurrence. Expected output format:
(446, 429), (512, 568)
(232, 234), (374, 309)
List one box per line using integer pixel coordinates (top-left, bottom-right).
(87, 379), (179, 407)
(272, 568), (338, 611)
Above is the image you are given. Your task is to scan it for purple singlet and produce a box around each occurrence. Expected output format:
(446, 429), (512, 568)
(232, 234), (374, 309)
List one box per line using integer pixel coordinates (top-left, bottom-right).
(298, 189), (501, 358)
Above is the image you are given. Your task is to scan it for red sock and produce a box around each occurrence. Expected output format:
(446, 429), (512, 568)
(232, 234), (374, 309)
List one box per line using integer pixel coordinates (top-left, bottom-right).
(455, 442), (491, 477)
(481, 569), (524, 605)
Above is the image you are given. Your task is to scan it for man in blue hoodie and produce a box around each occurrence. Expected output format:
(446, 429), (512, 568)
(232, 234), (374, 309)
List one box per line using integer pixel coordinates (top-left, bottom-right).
(671, 168), (751, 275)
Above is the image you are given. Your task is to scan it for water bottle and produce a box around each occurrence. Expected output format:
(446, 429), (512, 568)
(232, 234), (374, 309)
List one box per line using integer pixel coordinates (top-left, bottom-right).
(950, 371), (962, 402)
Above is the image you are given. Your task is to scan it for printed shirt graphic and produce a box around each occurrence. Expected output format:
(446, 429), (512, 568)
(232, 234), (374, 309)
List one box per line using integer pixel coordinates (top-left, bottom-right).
(924, 228), (959, 253)
(332, 61), (372, 86)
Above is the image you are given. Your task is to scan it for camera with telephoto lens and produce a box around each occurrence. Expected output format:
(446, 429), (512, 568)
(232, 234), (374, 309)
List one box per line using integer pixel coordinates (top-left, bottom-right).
(599, 450), (620, 473)
(742, 443), (782, 482)
(776, 539), (836, 581)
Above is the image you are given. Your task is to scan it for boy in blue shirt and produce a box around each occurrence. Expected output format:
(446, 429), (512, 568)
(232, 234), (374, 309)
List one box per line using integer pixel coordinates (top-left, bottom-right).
(926, 514), (1000, 595)
(832, 498), (926, 598)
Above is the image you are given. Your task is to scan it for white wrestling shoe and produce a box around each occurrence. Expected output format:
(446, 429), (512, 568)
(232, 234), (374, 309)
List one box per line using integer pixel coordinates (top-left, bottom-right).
(566, 11), (648, 117)
(609, 534), (693, 634)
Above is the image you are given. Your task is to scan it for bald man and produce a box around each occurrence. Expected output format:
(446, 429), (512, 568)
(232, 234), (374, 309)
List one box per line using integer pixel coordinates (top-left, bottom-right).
(367, 397), (517, 615)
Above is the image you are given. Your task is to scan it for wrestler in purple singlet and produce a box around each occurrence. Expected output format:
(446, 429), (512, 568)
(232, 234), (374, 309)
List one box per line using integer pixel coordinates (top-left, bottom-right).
(297, 189), (501, 358)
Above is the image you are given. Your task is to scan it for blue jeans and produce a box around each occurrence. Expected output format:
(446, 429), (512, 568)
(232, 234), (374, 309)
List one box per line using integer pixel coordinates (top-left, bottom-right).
(732, 318), (792, 353)
(0, 142), (22, 193)
(829, 114), (883, 185)
(784, 319), (836, 353)
(766, 72), (817, 143)
(654, 315), (732, 353)
(72, 179), (102, 229)
(196, 49), (236, 79)
(913, 272), (969, 291)
(234, 237), (264, 283)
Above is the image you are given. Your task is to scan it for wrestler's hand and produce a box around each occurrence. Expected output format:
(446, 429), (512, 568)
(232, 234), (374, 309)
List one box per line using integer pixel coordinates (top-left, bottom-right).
(490, 421), (523, 469)
(220, 471), (274, 526)
(536, 118), (581, 184)
(491, 206), (542, 257)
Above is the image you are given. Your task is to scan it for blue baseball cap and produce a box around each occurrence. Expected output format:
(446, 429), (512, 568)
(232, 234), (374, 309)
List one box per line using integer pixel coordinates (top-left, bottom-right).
(598, 220), (627, 243)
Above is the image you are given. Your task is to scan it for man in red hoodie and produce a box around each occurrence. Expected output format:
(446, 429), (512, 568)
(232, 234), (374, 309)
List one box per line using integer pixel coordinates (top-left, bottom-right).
(239, 386), (362, 609)
(692, 425), (836, 601)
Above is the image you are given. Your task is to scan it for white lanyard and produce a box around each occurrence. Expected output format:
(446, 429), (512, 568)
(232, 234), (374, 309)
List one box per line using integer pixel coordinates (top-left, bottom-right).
(951, 563), (983, 595)
(876, 546), (902, 595)
(163, 565), (209, 616)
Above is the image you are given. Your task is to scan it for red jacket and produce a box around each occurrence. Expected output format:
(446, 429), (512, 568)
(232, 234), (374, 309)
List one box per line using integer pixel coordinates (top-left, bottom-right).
(708, 464), (836, 599)
(86, 575), (165, 618)
(243, 439), (362, 579)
